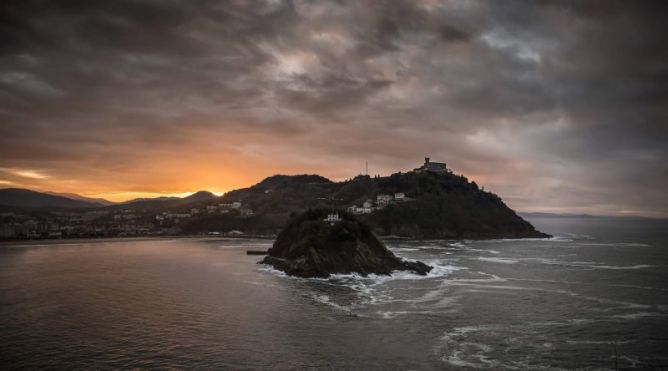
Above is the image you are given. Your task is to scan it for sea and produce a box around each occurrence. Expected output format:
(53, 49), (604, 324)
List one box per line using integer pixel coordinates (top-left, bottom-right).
(1, 216), (667, 370)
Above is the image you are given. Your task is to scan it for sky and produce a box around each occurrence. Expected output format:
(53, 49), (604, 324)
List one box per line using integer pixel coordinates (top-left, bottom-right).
(0, 0), (667, 217)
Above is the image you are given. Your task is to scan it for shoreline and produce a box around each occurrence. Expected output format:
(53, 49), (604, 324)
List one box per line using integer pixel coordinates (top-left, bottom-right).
(0, 233), (557, 248)
(0, 234), (276, 247)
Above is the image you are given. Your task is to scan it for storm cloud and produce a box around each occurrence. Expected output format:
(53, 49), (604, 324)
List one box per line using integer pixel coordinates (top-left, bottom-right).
(0, 0), (667, 216)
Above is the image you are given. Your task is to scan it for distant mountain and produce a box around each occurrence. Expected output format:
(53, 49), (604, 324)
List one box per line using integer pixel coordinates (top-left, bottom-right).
(46, 192), (115, 206)
(118, 191), (215, 206)
(520, 211), (665, 221)
(519, 212), (595, 219)
(182, 191), (217, 202)
(103, 191), (218, 211)
(121, 196), (180, 204)
(0, 188), (102, 209)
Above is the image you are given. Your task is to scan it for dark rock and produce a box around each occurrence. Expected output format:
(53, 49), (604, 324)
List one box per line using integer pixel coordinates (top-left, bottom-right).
(260, 208), (432, 278)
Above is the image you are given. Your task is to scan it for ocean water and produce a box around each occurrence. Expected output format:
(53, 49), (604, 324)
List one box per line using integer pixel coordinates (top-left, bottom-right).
(1, 216), (667, 370)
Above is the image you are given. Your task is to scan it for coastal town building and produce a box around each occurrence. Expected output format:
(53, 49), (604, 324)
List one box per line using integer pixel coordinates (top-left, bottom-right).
(348, 205), (372, 215)
(239, 208), (254, 217)
(324, 213), (341, 224)
(218, 201), (242, 210)
(377, 194), (392, 205)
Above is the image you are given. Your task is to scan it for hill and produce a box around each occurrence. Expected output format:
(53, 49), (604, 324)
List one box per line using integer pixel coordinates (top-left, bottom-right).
(182, 190), (217, 202)
(181, 169), (549, 239)
(46, 192), (114, 206)
(0, 188), (103, 209)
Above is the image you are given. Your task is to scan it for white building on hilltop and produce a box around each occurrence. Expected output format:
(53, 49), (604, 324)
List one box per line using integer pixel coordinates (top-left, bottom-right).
(415, 157), (449, 173)
(324, 213), (342, 224)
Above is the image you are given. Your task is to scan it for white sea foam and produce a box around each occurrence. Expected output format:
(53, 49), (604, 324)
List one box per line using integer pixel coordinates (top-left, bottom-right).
(376, 309), (450, 319)
(256, 265), (288, 277)
(324, 262), (466, 284)
(612, 312), (664, 320)
(561, 232), (595, 240)
(476, 236), (573, 243)
(616, 355), (641, 368)
(257, 260), (465, 283)
(580, 242), (650, 247)
(566, 339), (635, 345)
(311, 294), (355, 313)
(589, 264), (654, 270)
(440, 318), (606, 367)
(462, 247), (502, 254)
(476, 257), (519, 264)
(389, 247), (419, 252)
(481, 257), (656, 271)
(447, 272), (506, 284)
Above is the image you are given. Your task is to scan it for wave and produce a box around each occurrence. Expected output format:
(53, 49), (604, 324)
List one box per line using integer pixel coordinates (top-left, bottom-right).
(612, 312), (665, 320)
(474, 256), (655, 270)
(388, 247), (420, 252)
(579, 242), (650, 247)
(375, 309), (452, 319)
(507, 277), (668, 292)
(328, 261), (467, 283)
(310, 294), (359, 314)
(588, 264), (654, 270)
(439, 319), (625, 370)
(476, 257), (518, 264)
(475, 236), (574, 243)
(566, 339), (635, 345)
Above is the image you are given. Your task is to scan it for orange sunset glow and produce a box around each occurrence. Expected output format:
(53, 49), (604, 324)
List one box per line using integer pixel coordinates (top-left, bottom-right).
(0, 0), (666, 217)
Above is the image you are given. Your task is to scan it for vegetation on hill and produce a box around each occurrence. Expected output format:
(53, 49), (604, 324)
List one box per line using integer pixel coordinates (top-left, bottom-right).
(0, 188), (103, 209)
(182, 170), (549, 239)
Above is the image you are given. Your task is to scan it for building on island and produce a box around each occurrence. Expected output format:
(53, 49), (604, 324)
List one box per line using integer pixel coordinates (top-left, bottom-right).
(415, 157), (449, 173)
(394, 192), (405, 200)
(377, 194), (392, 205)
(324, 213), (341, 224)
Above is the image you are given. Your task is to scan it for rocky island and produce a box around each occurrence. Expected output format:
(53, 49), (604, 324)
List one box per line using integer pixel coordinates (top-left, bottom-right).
(260, 208), (432, 278)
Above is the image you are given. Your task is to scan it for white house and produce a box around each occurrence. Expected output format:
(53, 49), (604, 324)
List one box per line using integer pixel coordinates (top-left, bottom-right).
(394, 192), (405, 200)
(324, 213), (342, 224)
(349, 204), (372, 215)
(377, 194), (392, 205)
(240, 208), (254, 217)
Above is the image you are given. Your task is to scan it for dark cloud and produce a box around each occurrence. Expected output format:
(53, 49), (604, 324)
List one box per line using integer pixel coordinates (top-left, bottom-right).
(0, 0), (666, 215)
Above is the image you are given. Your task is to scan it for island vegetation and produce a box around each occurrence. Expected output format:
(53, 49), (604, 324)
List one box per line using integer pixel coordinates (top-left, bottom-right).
(260, 208), (432, 278)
